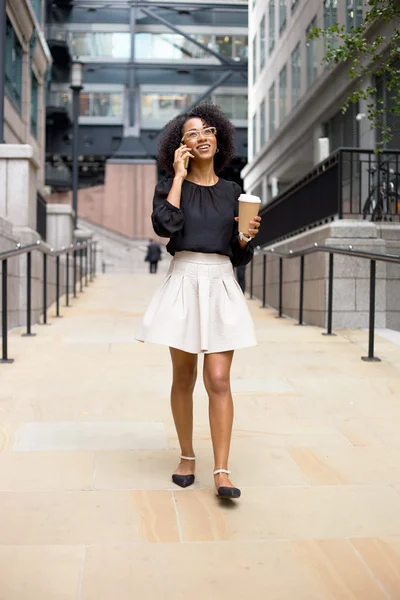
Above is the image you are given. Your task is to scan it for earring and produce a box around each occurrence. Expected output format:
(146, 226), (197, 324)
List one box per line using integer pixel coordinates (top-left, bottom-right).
(215, 148), (220, 153)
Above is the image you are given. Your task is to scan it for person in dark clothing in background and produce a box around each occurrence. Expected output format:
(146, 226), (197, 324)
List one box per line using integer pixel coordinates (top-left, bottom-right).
(236, 264), (246, 293)
(145, 239), (162, 273)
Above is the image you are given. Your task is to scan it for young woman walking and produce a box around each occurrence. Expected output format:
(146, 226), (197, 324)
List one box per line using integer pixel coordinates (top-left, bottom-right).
(137, 104), (261, 499)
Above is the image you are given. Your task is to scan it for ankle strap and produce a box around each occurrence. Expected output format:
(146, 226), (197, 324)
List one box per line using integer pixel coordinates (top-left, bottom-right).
(213, 469), (231, 475)
(181, 455), (196, 461)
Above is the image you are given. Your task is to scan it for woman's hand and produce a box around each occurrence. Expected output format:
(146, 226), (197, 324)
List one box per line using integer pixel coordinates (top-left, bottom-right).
(173, 145), (194, 180)
(235, 215), (262, 240)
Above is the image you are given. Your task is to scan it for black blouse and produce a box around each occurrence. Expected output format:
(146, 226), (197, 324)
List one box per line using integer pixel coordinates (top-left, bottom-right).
(151, 177), (254, 267)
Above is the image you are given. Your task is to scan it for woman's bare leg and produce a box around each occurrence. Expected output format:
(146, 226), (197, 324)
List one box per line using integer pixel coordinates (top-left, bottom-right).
(203, 350), (236, 490)
(169, 347), (198, 475)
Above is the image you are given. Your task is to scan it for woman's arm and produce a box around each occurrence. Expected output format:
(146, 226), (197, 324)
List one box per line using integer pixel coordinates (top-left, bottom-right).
(151, 179), (185, 238)
(151, 144), (194, 237)
(166, 176), (185, 209)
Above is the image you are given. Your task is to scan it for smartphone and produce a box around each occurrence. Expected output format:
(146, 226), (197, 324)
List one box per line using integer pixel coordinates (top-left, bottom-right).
(180, 143), (190, 169)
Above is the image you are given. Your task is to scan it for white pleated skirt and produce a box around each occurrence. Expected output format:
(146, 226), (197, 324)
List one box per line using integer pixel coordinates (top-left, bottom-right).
(136, 251), (257, 354)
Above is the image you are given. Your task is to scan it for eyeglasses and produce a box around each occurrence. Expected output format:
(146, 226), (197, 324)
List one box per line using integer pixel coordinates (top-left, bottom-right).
(181, 126), (217, 142)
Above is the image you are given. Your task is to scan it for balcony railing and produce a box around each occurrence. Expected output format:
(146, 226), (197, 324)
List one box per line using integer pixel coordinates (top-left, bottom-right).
(258, 148), (400, 247)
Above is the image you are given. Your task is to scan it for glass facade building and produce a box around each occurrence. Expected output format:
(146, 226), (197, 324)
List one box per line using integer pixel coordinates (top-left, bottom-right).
(45, 2), (249, 190)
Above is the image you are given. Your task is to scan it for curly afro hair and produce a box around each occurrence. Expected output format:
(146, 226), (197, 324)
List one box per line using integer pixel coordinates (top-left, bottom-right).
(157, 103), (236, 176)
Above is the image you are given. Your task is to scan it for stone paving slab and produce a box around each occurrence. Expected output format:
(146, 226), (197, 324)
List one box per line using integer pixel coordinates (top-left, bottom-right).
(13, 421), (168, 452)
(1, 273), (400, 599)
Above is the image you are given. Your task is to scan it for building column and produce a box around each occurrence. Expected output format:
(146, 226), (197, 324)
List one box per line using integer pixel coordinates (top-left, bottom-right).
(0, 144), (39, 235)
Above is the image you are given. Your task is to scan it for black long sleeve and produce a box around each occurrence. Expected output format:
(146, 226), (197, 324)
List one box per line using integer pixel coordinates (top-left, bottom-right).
(151, 179), (185, 238)
(151, 177), (254, 266)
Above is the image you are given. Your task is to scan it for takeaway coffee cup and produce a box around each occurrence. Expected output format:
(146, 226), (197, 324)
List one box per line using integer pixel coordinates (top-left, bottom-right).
(238, 194), (261, 235)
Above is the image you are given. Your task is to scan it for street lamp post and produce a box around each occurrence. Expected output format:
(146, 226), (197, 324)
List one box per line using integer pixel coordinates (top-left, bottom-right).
(70, 61), (83, 231)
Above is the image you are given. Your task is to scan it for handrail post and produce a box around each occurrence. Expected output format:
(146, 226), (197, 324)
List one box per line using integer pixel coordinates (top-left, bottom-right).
(22, 252), (36, 337)
(262, 254), (267, 308)
(55, 255), (61, 318)
(298, 254), (305, 325)
(250, 258), (254, 299)
(362, 259), (381, 362)
(338, 150), (343, 219)
(73, 250), (77, 298)
(93, 242), (97, 277)
(1, 259), (14, 363)
(276, 257), (284, 318)
(42, 253), (48, 325)
(89, 243), (93, 282)
(323, 252), (336, 336)
(65, 252), (70, 307)
(85, 246), (89, 286)
(79, 249), (84, 293)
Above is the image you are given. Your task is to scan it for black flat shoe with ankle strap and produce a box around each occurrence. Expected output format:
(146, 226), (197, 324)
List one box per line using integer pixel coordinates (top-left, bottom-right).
(172, 455), (196, 488)
(214, 469), (241, 499)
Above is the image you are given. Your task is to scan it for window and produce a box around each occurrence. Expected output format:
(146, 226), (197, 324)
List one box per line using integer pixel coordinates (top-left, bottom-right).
(260, 15), (266, 71)
(215, 35), (233, 58)
(279, 65), (287, 123)
(51, 90), (123, 120)
(93, 93), (122, 117)
(324, 0), (338, 52)
(49, 90), (70, 112)
(79, 92), (123, 118)
(66, 31), (248, 62)
(291, 42), (301, 107)
(260, 100), (266, 147)
(233, 36), (248, 60)
(279, 0), (287, 35)
(5, 18), (23, 112)
(306, 18), (318, 88)
(291, 0), (299, 14)
(31, 0), (42, 22)
(31, 72), (38, 137)
(135, 33), (248, 61)
(269, 82), (276, 138)
(214, 95), (248, 120)
(324, 0), (337, 28)
(252, 35), (257, 83)
(268, 0), (275, 55)
(347, 0), (363, 30)
(252, 113), (257, 157)
(141, 92), (198, 123)
(375, 71), (400, 149)
(71, 32), (131, 58)
(324, 103), (360, 151)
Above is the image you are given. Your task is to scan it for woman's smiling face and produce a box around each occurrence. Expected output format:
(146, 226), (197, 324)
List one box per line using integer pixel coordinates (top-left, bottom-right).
(181, 117), (217, 163)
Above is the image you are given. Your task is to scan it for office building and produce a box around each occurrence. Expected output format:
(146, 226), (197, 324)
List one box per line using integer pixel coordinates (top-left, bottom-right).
(1, 0), (51, 240)
(243, 0), (396, 204)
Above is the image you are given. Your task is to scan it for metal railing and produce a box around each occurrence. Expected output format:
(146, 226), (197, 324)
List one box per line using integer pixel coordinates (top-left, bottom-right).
(258, 148), (400, 247)
(36, 193), (47, 241)
(249, 242), (400, 362)
(1, 239), (98, 364)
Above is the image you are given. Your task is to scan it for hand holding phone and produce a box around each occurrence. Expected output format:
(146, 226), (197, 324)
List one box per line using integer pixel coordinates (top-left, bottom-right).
(180, 143), (190, 169)
(174, 144), (193, 179)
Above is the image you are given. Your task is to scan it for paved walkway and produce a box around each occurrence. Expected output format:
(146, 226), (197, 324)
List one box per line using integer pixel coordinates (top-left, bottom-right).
(1, 273), (400, 599)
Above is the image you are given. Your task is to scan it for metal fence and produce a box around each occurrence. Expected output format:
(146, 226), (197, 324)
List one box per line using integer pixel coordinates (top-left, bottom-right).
(1, 240), (98, 364)
(249, 243), (400, 363)
(258, 148), (400, 247)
